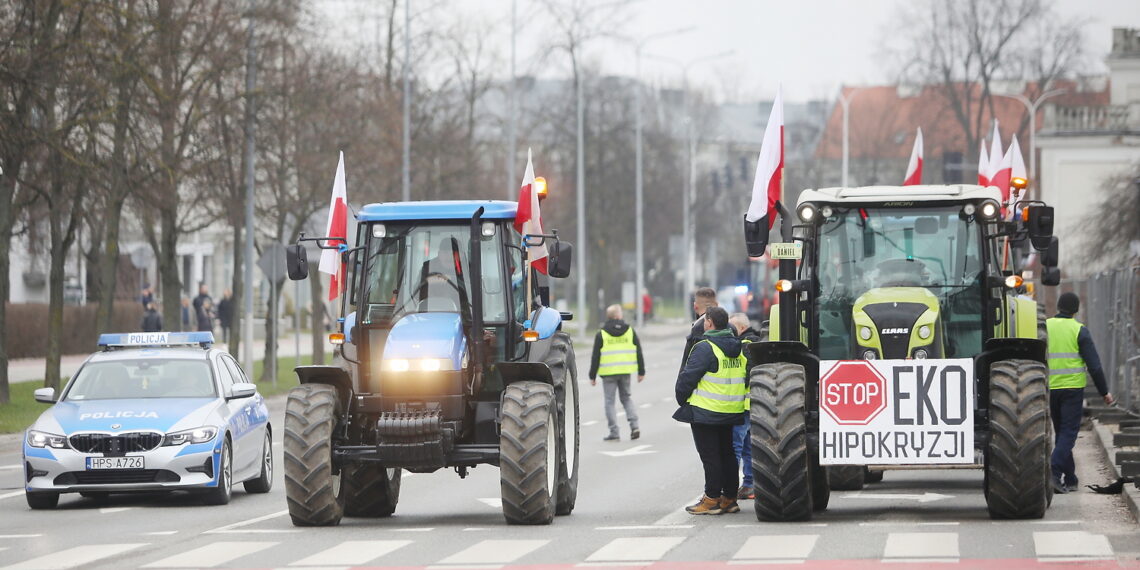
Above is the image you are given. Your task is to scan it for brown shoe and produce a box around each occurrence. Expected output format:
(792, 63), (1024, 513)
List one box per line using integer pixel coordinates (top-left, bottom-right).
(718, 496), (741, 513)
(685, 495), (723, 515)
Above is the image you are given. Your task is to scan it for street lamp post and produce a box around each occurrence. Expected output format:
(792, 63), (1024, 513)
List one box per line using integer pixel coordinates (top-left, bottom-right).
(992, 88), (1067, 196)
(644, 51), (733, 303)
(838, 86), (864, 188)
(631, 27), (694, 328)
(401, 0), (410, 201)
(506, 0), (517, 199)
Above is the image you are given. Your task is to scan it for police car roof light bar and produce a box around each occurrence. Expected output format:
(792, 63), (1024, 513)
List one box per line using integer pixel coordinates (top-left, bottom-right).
(97, 332), (215, 350)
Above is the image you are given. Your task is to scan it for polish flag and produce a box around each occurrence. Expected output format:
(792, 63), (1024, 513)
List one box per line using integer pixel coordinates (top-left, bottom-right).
(903, 128), (923, 186)
(513, 148), (548, 274)
(746, 87), (784, 230)
(990, 143), (1014, 207)
(319, 152), (349, 301)
(977, 142), (989, 186)
(986, 121), (1003, 184)
(1006, 135), (1028, 217)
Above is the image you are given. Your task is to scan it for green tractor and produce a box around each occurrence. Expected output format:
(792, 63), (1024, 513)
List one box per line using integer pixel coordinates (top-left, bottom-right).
(743, 183), (1059, 520)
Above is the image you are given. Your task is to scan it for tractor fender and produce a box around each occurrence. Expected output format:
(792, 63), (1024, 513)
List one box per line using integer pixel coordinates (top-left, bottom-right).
(746, 341), (819, 383)
(295, 365), (354, 412)
(497, 362), (555, 386)
(974, 337), (1047, 379)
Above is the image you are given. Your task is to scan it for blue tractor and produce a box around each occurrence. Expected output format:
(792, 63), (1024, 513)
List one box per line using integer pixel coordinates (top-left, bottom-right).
(283, 200), (579, 525)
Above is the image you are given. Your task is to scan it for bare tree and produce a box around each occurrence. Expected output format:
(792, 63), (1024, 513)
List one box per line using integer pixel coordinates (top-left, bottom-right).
(1081, 166), (1140, 272)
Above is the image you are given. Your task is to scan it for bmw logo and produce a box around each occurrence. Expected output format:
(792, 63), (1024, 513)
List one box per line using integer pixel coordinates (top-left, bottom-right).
(111, 424), (121, 430)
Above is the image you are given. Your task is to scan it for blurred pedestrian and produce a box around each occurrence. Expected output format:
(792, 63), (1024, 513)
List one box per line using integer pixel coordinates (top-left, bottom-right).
(729, 312), (761, 500)
(140, 285), (154, 309)
(197, 298), (215, 333)
(140, 302), (163, 332)
(674, 307), (747, 515)
(217, 289), (234, 342)
(180, 297), (192, 332)
(1046, 292), (1115, 494)
(641, 289), (653, 321)
(680, 287), (719, 373)
(192, 283), (212, 316)
(588, 304), (645, 441)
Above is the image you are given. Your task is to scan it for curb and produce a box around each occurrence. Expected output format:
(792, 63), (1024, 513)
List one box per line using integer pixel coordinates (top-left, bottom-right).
(1091, 418), (1140, 522)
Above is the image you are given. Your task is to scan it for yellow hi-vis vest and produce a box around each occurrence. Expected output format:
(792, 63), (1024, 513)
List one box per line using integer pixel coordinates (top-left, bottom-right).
(598, 328), (638, 376)
(1046, 317), (1088, 390)
(687, 340), (748, 414)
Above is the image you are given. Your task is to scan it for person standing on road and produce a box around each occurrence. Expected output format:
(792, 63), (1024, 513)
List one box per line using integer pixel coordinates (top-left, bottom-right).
(192, 283), (212, 317)
(674, 307), (748, 515)
(196, 297), (215, 333)
(180, 297), (192, 332)
(680, 287), (719, 373)
(589, 304), (645, 441)
(140, 302), (163, 332)
(729, 312), (761, 500)
(1046, 292), (1115, 494)
(216, 289), (234, 342)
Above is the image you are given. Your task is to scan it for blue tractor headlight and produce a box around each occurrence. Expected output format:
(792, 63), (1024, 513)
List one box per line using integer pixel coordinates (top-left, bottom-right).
(382, 358), (454, 372)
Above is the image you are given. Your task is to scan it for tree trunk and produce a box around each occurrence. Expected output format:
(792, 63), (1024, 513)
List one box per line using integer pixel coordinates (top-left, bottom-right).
(0, 174), (15, 404)
(158, 207), (182, 330)
(260, 279), (282, 383)
(45, 206), (67, 390)
(228, 221), (243, 356)
(309, 266), (324, 365)
(96, 80), (135, 334)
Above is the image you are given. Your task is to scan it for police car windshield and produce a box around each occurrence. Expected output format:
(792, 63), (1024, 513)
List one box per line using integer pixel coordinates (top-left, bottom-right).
(64, 360), (216, 400)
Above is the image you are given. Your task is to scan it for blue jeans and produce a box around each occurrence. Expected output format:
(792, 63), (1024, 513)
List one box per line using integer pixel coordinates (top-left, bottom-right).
(732, 422), (753, 488)
(1050, 388), (1084, 486)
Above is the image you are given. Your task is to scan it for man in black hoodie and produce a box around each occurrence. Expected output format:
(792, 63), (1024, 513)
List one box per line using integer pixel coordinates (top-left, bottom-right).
(589, 304), (646, 441)
(674, 306), (748, 515)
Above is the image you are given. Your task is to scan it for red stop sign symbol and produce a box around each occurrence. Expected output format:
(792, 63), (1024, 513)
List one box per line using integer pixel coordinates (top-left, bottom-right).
(821, 361), (888, 425)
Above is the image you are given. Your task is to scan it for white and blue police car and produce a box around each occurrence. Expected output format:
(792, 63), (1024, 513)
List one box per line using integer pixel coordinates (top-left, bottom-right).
(22, 332), (272, 509)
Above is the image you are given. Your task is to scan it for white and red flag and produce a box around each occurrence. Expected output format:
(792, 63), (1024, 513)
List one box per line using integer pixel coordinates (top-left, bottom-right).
(1006, 135), (1027, 217)
(977, 142), (989, 186)
(513, 148), (548, 274)
(319, 151), (349, 301)
(986, 121), (1003, 184)
(990, 142), (1014, 207)
(746, 87), (784, 230)
(903, 128), (923, 186)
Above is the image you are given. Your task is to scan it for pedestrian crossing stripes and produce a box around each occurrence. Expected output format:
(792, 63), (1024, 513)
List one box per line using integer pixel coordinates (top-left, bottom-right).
(0, 532), (1124, 569)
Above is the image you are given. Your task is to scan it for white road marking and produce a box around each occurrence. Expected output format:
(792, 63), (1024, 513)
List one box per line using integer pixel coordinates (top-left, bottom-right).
(463, 528), (490, 531)
(477, 498), (501, 509)
(652, 498), (701, 526)
(660, 397), (673, 402)
(916, 522), (959, 526)
(99, 507), (133, 514)
(734, 534), (818, 563)
(437, 539), (549, 565)
(582, 420), (598, 427)
(1029, 520), (1080, 525)
(143, 541), (276, 568)
(639, 403), (652, 408)
(204, 509), (292, 534)
(586, 537), (685, 562)
(882, 532), (959, 563)
(0, 491), (25, 501)
(595, 525), (693, 530)
(0, 465), (22, 470)
(1033, 531), (1114, 561)
(290, 540), (411, 566)
(0, 535), (41, 539)
(599, 444), (656, 457)
(392, 527), (434, 532)
(143, 532), (178, 536)
(841, 491), (952, 503)
(5, 543), (146, 570)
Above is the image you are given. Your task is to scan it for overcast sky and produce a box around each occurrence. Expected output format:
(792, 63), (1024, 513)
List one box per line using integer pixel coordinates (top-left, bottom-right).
(449, 0), (1140, 102)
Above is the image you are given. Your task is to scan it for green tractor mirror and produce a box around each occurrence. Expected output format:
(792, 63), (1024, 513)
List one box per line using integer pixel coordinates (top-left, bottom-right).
(1025, 205), (1055, 251)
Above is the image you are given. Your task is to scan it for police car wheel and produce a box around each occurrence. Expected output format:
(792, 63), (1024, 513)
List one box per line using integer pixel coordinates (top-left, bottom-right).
(26, 491), (59, 510)
(243, 431), (273, 494)
(202, 438), (233, 506)
(985, 359), (1049, 519)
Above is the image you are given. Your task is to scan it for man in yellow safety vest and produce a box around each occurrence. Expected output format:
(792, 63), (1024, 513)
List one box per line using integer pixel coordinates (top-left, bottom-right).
(1046, 292), (1115, 493)
(673, 306), (748, 515)
(588, 304), (646, 441)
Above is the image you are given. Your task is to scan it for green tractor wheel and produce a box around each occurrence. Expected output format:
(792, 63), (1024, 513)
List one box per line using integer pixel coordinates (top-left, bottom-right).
(750, 362), (814, 521)
(828, 465), (866, 491)
(985, 359), (1050, 519)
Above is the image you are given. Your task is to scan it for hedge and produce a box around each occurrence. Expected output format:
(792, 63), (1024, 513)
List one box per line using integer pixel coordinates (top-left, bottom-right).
(5, 302), (143, 359)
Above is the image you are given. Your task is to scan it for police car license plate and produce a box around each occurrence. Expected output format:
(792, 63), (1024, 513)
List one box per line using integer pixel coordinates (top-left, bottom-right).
(86, 456), (144, 470)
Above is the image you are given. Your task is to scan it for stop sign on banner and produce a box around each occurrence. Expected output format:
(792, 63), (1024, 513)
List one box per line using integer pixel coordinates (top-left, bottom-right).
(820, 361), (888, 425)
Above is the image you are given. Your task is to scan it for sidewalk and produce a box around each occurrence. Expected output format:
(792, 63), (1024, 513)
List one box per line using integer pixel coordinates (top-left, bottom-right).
(5, 330), (318, 384)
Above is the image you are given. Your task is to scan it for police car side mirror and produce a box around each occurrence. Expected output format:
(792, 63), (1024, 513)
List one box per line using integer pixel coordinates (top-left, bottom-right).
(286, 244), (309, 281)
(228, 382), (257, 400)
(33, 387), (56, 404)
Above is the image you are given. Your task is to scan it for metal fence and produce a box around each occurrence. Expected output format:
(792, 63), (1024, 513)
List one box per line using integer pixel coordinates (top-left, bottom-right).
(1041, 266), (1140, 412)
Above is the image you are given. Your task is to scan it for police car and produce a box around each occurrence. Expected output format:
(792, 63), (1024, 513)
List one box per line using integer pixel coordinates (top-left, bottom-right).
(23, 332), (272, 509)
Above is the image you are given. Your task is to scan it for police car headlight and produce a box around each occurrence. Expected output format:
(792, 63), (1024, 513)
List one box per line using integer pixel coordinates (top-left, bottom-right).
(917, 325), (932, 340)
(27, 430), (68, 449)
(163, 427), (218, 446)
(859, 326), (873, 341)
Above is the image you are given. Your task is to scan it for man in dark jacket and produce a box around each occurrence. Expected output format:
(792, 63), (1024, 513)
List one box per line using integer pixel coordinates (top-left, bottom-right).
(679, 287), (718, 373)
(1046, 292), (1115, 493)
(589, 304), (646, 441)
(140, 302), (163, 332)
(216, 289), (234, 342)
(675, 306), (747, 515)
(729, 312), (762, 500)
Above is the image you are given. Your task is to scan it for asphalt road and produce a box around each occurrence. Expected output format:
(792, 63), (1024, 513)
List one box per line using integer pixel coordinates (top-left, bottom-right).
(1, 324), (1138, 569)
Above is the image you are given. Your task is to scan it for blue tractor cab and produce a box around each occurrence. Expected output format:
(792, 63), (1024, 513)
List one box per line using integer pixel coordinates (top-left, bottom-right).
(283, 199), (579, 526)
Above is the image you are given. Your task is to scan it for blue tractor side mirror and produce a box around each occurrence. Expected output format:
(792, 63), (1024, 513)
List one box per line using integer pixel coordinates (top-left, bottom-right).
(286, 244), (308, 280)
(548, 241), (572, 279)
